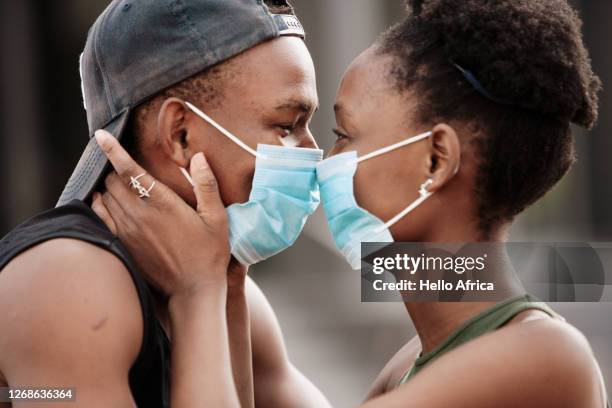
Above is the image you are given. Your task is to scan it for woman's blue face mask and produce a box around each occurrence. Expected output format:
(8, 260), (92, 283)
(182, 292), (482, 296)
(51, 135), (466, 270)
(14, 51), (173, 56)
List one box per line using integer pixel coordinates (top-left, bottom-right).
(181, 102), (323, 266)
(316, 132), (434, 270)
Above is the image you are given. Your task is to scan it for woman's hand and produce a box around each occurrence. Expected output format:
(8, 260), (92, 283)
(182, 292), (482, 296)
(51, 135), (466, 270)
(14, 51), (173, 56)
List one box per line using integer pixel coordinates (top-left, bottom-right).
(91, 129), (230, 298)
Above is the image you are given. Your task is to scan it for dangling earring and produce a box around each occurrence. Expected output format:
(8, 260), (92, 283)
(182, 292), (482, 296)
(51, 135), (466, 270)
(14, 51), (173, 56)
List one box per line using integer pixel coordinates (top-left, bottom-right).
(419, 178), (434, 197)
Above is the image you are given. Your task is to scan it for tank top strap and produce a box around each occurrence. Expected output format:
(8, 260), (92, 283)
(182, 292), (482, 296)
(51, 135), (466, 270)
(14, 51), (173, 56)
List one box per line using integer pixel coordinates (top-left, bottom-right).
(397, 294), (558, 387)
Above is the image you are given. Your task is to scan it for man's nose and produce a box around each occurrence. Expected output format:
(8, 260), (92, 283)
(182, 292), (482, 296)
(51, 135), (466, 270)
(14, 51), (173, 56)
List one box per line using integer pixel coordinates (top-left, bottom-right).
(296, 128), (318, 149)
(280, 128), (318, 149)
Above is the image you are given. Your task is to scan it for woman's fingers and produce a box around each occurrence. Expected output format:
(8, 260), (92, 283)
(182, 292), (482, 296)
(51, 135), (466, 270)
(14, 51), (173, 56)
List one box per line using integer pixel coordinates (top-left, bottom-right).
(95, 130), (148, 183)
(190, 152), (227, 225)
(101, 189), (129, 232)
(104, 171), (141, 210)
(91, 192), (118, 234)
(95, 129), (170, 206)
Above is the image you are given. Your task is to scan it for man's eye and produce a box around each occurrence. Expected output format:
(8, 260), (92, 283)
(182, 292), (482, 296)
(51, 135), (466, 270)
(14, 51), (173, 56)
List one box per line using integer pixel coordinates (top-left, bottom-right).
(333, 129), (349, 141)
(278, 125), (296, 136)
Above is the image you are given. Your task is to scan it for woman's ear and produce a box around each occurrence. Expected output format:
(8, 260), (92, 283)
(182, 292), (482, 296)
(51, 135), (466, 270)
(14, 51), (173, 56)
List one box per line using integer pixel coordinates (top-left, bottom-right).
(157, 97), (191, 168)
(427, 123), (461, 193)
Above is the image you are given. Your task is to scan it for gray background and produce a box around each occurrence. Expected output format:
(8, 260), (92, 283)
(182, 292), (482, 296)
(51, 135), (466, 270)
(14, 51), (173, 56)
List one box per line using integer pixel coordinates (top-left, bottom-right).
(1, 1), (611, 407)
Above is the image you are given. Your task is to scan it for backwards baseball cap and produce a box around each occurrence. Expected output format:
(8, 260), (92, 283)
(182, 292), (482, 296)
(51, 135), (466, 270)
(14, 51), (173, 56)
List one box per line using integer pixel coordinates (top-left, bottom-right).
(56, 0), (305, 207)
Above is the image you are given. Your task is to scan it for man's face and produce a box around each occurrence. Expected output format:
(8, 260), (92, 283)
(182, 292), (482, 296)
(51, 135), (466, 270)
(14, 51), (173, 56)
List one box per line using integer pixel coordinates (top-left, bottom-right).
(144, 37), (319, 207)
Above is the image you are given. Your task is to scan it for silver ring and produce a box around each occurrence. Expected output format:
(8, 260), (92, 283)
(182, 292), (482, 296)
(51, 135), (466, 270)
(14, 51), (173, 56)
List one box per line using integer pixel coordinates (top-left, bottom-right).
(129, 173), (156, 199)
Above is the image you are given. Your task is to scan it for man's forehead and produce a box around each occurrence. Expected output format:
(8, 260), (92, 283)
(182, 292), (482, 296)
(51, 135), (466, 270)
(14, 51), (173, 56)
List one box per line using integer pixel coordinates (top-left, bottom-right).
(219, 37), (318, 112)
(239, 37), (314, 81)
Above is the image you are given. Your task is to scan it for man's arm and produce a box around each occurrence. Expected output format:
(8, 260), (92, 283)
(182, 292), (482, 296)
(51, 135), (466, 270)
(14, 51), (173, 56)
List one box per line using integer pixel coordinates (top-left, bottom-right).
(0, 239), (143, 408)
(246, 278), (332, 408)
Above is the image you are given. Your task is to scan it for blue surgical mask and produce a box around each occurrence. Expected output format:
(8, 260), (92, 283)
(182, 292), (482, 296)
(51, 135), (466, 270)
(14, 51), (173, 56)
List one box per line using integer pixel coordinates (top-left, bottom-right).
(317, 132), (433, 269)
(181, 102), (323, 266)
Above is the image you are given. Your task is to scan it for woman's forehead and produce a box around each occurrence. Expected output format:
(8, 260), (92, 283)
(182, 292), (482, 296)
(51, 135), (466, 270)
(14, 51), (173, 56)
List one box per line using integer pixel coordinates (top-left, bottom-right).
(336, 50), (399, 116)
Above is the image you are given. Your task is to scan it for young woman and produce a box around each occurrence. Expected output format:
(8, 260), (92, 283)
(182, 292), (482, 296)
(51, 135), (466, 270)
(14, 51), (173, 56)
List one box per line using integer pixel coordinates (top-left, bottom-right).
(92, 0), (608, 406)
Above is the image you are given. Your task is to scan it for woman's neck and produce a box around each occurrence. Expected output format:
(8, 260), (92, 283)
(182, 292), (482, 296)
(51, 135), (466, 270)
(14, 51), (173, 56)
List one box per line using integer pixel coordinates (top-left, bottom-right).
(405, 223), (524, 354)
(405, 264), (525, 353)
(404, 301), (495, 353)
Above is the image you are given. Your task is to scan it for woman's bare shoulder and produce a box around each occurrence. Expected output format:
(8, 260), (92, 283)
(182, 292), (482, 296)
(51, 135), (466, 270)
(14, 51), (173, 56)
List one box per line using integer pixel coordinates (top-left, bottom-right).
(421, 317), (602, 407)
(362, 318), (604, 408)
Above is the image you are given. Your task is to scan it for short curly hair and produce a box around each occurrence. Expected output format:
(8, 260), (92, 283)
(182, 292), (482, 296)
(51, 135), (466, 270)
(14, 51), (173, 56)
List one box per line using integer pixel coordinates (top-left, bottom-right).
(378, 0), (602, 235)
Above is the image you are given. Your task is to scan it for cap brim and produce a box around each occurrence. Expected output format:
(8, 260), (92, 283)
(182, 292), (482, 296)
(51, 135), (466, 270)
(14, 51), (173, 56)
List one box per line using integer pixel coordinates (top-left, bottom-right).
(56, 109), (131, 207)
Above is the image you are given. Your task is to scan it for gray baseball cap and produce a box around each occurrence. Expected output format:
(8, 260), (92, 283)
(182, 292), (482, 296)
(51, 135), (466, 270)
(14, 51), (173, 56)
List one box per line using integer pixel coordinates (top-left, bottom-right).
(56, 0), (305, 207)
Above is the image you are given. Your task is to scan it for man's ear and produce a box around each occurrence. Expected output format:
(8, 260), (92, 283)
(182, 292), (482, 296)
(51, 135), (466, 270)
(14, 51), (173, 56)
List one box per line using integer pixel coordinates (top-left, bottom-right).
(427, 123), (461, 193)
(157, 97), (191, 168)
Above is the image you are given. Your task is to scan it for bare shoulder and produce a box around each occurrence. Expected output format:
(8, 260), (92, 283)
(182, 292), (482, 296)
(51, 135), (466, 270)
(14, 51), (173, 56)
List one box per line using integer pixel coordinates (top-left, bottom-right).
(0, 238), (143, 380)
(245, 276), (332, 408)
(368, 318), (605, 408)
(482, 317), (601, 406)
(245, 276), (275, 319)
(244, 275), (288, 361)
(417, 317), (603, 408)
(365, 335), (422, 399)
(493, 316), (597, 372)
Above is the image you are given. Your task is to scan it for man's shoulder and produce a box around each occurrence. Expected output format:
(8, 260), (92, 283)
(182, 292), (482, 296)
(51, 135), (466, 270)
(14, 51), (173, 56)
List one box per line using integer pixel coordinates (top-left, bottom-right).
(0, 202), (145, 316)
(0, 237), (143, 318)
(0, 238), (144, 368)
(0, 200), (116, 269)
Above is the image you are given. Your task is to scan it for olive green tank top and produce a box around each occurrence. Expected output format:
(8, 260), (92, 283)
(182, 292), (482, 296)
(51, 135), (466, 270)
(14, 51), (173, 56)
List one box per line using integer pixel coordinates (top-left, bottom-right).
(397, 294), (558, 386)
(396, 294), (609, 407)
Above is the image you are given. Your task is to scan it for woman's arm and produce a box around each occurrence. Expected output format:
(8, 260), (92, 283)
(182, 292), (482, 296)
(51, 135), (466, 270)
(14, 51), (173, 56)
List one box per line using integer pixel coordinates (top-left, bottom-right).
(226, 262), (255, 408)
(169, 286), (238, 408)
(93, 130), (239, 408)
(358, 318), (603, 408)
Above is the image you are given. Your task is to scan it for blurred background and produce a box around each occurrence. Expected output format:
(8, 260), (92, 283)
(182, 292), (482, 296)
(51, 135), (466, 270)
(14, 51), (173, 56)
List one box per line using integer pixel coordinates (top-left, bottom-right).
(1, 1), (610, 406)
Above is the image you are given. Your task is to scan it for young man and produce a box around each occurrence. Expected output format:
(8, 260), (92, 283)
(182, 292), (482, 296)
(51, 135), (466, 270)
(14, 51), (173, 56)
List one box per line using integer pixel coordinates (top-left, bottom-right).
(0, 1), (329, 407)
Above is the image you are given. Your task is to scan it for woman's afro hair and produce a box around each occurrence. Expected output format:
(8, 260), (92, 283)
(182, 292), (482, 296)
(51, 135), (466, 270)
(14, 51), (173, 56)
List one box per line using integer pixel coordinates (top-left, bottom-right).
(406, 0), (601, 128)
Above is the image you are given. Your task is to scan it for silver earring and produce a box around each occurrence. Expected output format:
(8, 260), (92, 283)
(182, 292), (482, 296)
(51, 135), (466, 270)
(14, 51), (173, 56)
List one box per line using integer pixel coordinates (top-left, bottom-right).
(419, 179), (434, 197)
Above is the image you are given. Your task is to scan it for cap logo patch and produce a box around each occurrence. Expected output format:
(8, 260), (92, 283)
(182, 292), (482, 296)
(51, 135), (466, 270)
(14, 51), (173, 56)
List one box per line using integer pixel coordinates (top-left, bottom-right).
(274, 14), (305, 38)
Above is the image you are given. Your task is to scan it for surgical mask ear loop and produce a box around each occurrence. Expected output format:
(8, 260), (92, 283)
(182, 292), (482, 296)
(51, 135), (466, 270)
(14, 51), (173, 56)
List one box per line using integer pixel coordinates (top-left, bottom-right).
(373, 178), (434, 234)
(349, 131), (434, 235)
(184, 101), (268, 160)
(180, 167), (195, 187)
(352, 131), (432, 166)
(181, 101), (270, 188)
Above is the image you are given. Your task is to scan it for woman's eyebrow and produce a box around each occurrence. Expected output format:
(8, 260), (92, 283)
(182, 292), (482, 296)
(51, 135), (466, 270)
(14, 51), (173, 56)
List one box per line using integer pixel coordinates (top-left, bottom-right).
(334, 102), (354, 128)
(334, 102), (351, 118)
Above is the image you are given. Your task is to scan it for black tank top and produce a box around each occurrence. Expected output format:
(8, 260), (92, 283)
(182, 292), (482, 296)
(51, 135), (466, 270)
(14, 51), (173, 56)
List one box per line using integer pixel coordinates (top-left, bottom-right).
(0, 200), (170, 407)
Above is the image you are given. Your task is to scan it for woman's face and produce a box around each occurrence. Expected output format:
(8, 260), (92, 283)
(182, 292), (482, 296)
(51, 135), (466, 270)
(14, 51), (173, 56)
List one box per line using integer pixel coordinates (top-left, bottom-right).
(328, 47), (438, 241)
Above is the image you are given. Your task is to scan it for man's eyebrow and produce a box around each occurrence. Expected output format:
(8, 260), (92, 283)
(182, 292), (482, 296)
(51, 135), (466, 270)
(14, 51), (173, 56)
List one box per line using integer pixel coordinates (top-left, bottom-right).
(275, 99), (318, 114)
